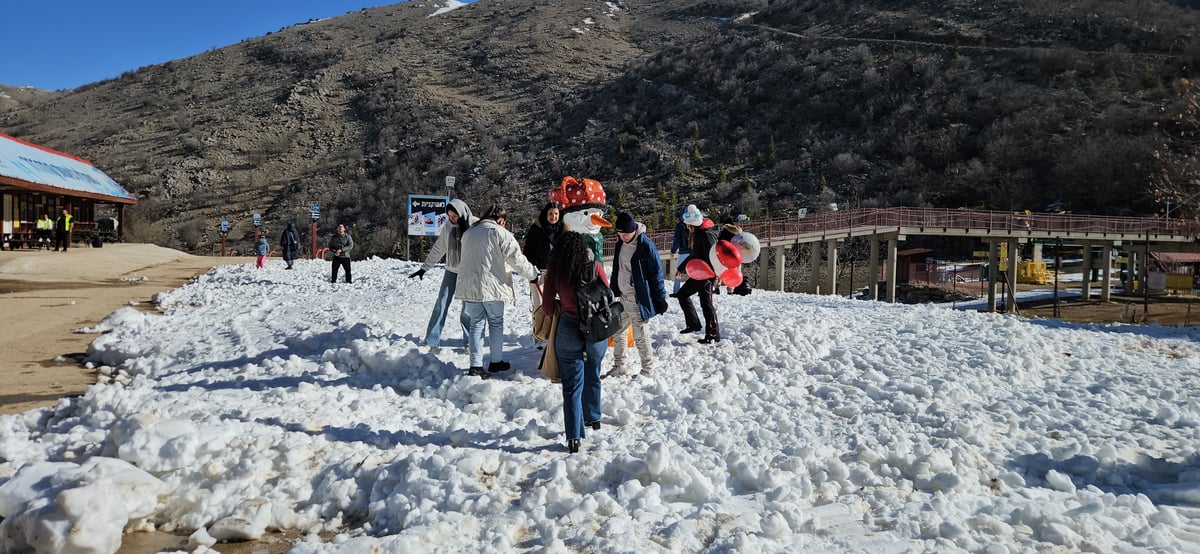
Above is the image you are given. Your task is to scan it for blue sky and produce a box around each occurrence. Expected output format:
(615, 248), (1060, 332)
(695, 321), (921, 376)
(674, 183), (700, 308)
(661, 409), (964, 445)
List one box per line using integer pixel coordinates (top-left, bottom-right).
(0, 1), (406, 91)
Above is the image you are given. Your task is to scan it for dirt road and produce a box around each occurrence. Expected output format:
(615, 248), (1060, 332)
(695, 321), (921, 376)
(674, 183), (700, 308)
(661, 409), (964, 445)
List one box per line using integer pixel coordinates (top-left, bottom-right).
(0, 244), (239, 415)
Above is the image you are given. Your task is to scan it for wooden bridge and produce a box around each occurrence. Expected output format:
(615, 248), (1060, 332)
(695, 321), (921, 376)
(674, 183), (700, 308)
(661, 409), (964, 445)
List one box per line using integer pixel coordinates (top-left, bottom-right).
(625, 207), (1200, 313)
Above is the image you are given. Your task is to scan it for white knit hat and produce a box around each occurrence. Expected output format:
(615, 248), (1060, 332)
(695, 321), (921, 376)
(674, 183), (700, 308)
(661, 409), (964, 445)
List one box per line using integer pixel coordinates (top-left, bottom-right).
(681, 204), (704, 226)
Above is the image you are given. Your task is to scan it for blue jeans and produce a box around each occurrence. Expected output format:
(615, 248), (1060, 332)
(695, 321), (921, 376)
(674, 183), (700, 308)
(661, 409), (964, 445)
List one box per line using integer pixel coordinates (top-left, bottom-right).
(424, 271), (467, 347)
(555, 314), (606, 440)
(461, 301), (505, 367)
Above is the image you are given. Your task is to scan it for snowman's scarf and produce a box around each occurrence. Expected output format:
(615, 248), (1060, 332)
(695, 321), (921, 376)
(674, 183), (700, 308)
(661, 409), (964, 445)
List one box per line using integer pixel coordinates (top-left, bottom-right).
(580, 231), (603, 264)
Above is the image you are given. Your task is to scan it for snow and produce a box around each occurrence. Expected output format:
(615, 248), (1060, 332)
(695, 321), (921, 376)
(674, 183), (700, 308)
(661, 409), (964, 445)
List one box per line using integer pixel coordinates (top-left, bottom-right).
(4, 256), (1200, 552)
(428, 1), (469, 18)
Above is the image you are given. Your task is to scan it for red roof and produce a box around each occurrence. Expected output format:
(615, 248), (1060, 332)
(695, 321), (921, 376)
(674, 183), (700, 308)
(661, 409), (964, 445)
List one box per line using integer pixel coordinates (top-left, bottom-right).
(1152, 252), (1200, 264)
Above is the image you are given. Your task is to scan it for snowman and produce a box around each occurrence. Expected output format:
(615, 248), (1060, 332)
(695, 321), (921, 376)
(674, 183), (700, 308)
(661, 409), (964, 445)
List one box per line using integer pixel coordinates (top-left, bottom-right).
(549, 176), (643, 349)
(549, 176), (611, 262)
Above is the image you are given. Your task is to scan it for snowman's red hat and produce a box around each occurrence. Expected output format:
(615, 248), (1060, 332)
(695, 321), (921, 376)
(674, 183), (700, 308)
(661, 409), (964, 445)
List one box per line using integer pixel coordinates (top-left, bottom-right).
(550, 176), (606, 212)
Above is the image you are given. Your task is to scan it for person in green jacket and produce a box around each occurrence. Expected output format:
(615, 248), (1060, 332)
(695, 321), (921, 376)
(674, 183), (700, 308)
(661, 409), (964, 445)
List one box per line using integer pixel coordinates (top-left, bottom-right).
(328, 223), (354, 283)
(37, 213), (54, 249)
(53, 208), (73, 252)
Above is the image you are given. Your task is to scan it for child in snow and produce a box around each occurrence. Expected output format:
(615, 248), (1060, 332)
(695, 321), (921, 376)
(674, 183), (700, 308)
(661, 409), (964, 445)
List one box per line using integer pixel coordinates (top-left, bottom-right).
(255, 237), (270, 269)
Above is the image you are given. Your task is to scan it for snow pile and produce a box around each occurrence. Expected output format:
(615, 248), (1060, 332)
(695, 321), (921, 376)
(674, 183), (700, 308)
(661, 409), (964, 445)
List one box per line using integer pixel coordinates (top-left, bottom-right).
(2, 257), (1200, 552)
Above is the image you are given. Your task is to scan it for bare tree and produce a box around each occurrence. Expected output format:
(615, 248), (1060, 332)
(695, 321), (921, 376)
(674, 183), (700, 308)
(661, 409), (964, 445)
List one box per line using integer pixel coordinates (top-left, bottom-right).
(1153, 78), (1200, 222)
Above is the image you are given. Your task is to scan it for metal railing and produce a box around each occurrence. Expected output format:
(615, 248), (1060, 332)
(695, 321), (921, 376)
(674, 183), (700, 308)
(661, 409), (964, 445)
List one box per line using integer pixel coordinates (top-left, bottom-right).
(611, 208), (1198, 258)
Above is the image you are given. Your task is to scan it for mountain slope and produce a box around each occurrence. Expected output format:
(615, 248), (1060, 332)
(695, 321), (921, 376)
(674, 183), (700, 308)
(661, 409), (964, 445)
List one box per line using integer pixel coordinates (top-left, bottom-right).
(3, 0), (1199, 255)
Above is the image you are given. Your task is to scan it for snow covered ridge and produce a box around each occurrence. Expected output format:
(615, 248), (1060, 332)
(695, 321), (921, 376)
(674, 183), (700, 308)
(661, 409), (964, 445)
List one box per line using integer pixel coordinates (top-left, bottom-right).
(428, 1), (470, 18)
(4, 257), (1200, 551)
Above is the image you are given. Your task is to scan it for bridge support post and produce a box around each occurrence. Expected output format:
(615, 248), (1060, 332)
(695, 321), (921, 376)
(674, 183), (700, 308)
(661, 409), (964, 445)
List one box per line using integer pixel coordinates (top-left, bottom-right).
(987, 239), (999, 312)
(1101, 242), (1113, 302)
(809, 242), (822, 294)
(825, 239), (839, 296)
(868, 237), (880, 300)
(1007, 238), (1020, 313)
(1080, 240), (1093, 302)
(885, 237), (898, 303)
(772, 245), (787, 292)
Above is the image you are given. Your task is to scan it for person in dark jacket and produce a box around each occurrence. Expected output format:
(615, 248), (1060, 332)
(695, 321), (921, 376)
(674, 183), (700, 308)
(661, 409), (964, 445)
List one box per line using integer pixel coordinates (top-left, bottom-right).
(609, 212), (669, 376)
(523, 202), (562, 340)
(676, 204), (721, 343)
(53, 208), (73, 252)
(328, 223), (354, 283)
(522, 202), (561, 272)
(541, 231), (609, 453)
(280, 220), (301, 269)
(669, 207), (691, 296)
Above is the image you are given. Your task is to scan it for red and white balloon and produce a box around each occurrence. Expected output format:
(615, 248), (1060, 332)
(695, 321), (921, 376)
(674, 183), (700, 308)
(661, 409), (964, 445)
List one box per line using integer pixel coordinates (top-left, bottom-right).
(684, 231), (760, 287)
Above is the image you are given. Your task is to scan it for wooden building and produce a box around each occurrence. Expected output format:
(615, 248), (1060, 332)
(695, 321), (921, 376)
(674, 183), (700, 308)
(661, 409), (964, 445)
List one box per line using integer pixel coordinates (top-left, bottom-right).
(0, 133), (136, 249)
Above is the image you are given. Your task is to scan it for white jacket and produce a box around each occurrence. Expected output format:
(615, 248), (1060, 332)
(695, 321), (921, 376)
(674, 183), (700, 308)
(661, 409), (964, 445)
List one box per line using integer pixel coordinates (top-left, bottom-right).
(454, 219), (539, 303)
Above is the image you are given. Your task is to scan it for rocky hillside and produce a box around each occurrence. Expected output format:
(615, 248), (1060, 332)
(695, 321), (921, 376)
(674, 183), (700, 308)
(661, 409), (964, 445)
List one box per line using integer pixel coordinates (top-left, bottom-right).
(3, 0), (1199, 256)
(0, 85), (56, 113)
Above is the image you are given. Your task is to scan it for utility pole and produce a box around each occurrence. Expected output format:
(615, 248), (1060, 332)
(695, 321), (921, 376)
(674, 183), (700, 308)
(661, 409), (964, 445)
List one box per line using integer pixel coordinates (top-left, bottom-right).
(1053, 238), (1062, 319)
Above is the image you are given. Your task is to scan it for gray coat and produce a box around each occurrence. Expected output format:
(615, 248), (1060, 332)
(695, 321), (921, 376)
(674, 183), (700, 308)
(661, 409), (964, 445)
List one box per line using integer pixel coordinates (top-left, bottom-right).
(329, 231), (354, 260)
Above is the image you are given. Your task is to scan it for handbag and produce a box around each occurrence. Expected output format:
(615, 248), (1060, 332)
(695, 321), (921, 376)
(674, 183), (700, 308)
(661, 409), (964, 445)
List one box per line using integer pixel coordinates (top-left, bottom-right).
(538, 307), (561, 380)
(532, 282), (553, 341)
(533, 309), (555, 342)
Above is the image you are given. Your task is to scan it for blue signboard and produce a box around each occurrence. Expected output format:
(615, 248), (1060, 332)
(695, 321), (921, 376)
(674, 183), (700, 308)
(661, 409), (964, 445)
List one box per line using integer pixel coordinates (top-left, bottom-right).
(407, 195), (451, 237)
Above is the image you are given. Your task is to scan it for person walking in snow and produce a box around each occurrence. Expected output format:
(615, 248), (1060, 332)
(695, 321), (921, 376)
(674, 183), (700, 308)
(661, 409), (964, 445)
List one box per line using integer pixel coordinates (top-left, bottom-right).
(541, 231), (609, 453)
(280, 220), (301, 270)
(455, 204), (539, 377)
(328, 223), (354, 283)
(409, 199), (477, 351)
(669, 207), (691, 296)
(608, 212), (669, 377)
(676, 204), (721, 343)
(255, 237), (270, 269)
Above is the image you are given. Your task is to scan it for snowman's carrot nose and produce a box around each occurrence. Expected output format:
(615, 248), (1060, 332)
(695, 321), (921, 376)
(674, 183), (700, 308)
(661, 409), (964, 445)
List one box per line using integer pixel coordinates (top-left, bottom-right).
(591, 214), (613, 227)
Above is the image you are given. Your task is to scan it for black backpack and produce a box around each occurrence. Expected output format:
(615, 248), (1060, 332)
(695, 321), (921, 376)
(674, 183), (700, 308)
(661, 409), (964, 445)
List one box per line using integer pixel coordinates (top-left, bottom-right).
(577, 263), (625, 343)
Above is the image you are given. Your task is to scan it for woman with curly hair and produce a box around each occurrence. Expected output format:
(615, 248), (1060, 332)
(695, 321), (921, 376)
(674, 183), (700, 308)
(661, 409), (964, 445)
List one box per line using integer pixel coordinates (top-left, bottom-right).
(541, 231), (609, 453)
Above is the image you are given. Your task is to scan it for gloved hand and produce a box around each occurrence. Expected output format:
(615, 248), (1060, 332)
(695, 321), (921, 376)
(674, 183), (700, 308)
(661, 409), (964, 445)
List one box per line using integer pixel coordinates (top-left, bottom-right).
(409, 269), (426, 279)
(653, 298), (669, 315)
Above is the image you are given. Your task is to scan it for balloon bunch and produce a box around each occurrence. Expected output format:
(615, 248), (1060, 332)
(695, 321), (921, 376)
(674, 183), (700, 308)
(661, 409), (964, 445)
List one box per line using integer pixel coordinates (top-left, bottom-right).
(686, 229), (761, 287)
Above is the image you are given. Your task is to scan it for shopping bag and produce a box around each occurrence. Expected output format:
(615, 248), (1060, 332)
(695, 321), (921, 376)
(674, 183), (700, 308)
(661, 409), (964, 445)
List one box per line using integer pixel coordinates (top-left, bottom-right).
(538, 308), (560, 380)
(532, 283), (554, 341)
(533, 309), (554, 342)
(607, 327), (634, 348)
